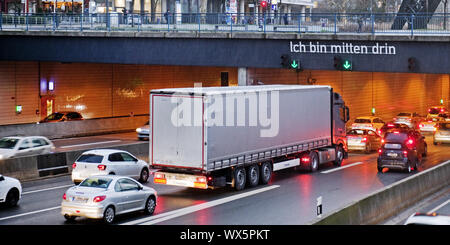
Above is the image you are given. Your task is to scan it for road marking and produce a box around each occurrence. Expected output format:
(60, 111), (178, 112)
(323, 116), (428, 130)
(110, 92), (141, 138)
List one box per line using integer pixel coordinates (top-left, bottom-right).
(22, 184), (74, 195)
(121, 185), (280, 225)
(59, 140), (122, 149)
(428, 199), (450, 214)
(320, 162), (364, 174)
(0, 206), (60, 221)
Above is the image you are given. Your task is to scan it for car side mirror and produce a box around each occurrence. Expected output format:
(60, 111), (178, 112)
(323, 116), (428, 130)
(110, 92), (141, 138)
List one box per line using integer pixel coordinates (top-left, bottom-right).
(138, 186), (143, 191)
(0, 176), (4, 181)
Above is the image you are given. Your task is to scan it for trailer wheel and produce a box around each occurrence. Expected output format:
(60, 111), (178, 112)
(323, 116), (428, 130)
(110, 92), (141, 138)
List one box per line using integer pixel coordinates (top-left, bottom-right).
(233, 167), (246, 191)
(246, 164), (260, 187)
(309, 151), (319, 172)
(259, 162), (272, 185)
(333, 145), (344, 167)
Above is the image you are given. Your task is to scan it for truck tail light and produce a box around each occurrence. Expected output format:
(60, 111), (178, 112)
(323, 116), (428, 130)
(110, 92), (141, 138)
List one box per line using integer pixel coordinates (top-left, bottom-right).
(154, 173), (167, 184)
(301, 156), (310, 163)
(194, 176), (208, 189)
(93, 195), (106, 203)
(97, 165), (107, 171)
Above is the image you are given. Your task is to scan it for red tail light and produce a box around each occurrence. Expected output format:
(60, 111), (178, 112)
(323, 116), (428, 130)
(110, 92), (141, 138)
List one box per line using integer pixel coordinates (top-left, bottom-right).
(441, 108), (445, 112)
(63, 193), (67, 200)
(361, 137), (367, 143)
(407, 139), (414, 145)
(97, 165), (107, 171)
(428, 109), (431, 112)
(378, 149), (383, 155)
(403, 151), (408, 157)
(381, 139), (385, 144)
(301, 156), (310, 163)
(93, 195), (106, 203)
(419, 124), (424, 128)
(72, 163), (76, 169)
(196, 176), (207, 183)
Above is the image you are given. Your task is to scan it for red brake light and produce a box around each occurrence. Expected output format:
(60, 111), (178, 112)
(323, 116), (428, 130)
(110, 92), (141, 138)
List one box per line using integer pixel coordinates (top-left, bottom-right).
(428, 109), (431, 112)
(301, 156), (310, 163)
(361, 137), (367, 143)
(97, 165), (107, 171)
(72, 163), (76, 169)
(196, 176), (207, 183)
(378, 149), (383, 155)
(63, 193), (67, 200)
(403, 151), (408, 157)
(393, 131), (400, 134)
(407, 139), (414, 145)
(441, 108), (444, 112)
(93, 195), (106, 203)
(381, 139), (385, 144)
(387, 123), (394, 127)
(419, 124), (424, 128)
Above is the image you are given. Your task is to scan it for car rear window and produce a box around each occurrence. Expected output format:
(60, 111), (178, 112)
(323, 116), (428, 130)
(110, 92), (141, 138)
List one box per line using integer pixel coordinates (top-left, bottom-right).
(0, 138), (19, 149)
(397, 113), (412, 117)
(76, 154), (104, 163)
(384, 132), (409, 142)
(354, 119), (371, 123)
(347, 129), (367, 135)
(429, 108), (441, 114)
(79, 177), (112, 189)
(438, 123), (450, 130)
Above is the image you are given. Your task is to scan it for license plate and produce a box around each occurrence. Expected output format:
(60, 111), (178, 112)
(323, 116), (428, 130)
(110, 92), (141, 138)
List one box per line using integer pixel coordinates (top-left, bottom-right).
(385, 144), (401, 149)
(387, 153), (398, 157)
(72, 196), (88, 203)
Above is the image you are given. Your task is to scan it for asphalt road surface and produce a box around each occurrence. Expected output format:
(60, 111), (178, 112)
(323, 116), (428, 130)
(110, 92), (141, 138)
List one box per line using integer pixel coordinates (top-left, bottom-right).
(1, 135), (449, 225)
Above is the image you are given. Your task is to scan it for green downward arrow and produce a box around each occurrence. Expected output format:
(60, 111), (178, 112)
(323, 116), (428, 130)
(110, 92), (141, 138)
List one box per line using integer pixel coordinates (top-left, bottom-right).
(343, 60), (352, 70)
(291, 60), (298, 69)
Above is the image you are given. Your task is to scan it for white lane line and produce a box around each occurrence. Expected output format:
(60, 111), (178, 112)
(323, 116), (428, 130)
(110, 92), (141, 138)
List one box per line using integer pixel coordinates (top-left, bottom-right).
(0, 206), (60, 221)
(22, 184), (74, 195)
(428, 199), (450, 214)
(121, 185), (280, 225)
(59, 140), (122, 149)
(320, 162), (364, 174)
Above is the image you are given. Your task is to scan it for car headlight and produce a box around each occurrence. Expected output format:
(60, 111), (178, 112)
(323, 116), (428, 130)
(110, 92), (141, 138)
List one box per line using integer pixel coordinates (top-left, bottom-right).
(0, 155), (3, 160)
(136, 128), (142, 133)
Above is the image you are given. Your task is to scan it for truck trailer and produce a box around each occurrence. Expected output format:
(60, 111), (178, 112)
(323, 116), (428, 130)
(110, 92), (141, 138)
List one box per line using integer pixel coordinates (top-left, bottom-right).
(150, 85), (349, 190)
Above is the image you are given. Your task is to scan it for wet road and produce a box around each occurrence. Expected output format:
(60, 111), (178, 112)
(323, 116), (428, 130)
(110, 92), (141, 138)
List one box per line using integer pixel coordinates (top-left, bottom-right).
(1, 135), (449, 225)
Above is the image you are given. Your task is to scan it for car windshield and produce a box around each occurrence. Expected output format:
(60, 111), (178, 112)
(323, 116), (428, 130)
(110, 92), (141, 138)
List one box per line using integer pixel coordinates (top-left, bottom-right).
(347, 129), (367, 135)
(79, 177), (112, 189)
(397, 113), (412, 117)
(354, 119), (371, 123)
(76, 154), (104, 163)
(438, 123), (450, 131)
(46, 113), (64, 120)
(384, 132), (409, 142)
(0, 138), (19, 149)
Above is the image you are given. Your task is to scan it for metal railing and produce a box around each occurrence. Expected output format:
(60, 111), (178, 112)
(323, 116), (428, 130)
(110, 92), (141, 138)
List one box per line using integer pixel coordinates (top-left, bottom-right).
(1, 12), (450, 36)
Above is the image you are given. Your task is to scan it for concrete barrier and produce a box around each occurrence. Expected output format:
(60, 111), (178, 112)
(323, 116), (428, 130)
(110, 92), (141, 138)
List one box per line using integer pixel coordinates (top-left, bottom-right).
(0, 115), (148, 140)
(310, 160), (450, 225)
(0, 142), (149, 182)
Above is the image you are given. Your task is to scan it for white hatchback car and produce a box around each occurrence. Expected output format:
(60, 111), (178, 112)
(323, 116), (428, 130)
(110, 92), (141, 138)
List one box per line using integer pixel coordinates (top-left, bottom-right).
(0, 174), (22, 207)
(71, 149), (150, 185)
(0, 136), (55, 160)
(61, 175), (157, 224)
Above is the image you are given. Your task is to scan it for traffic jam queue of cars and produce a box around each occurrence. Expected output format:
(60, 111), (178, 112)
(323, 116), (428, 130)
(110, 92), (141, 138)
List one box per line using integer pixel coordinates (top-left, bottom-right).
(347, 106), (450, 174)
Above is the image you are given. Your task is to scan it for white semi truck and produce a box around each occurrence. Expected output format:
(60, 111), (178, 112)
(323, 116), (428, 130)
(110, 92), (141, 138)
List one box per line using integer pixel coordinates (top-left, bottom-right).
(150, 85), (349, 190)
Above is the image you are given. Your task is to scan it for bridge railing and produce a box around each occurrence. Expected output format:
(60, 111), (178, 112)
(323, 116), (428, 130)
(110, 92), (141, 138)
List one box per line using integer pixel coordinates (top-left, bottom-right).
(1, 12), (450, 35)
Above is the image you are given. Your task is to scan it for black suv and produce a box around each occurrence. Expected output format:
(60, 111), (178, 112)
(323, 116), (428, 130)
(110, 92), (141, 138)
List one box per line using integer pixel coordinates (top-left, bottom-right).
(377, 128), (427, 173)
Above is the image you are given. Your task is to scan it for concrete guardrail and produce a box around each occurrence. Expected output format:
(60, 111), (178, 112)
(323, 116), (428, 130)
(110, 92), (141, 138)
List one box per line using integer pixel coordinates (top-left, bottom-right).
(0, 115), (148, 140)
(310, 160), (450, 225)
(0, 142), (149, 181)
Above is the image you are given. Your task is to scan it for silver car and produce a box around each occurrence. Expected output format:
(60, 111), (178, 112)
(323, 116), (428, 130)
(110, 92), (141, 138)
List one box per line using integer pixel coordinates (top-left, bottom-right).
(0, 136), (55, 160)
(347, 129), (381, 153)
(136, 121), (150, 140)
(61, 175), (157, 224)
(433, 122), (450, 145)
